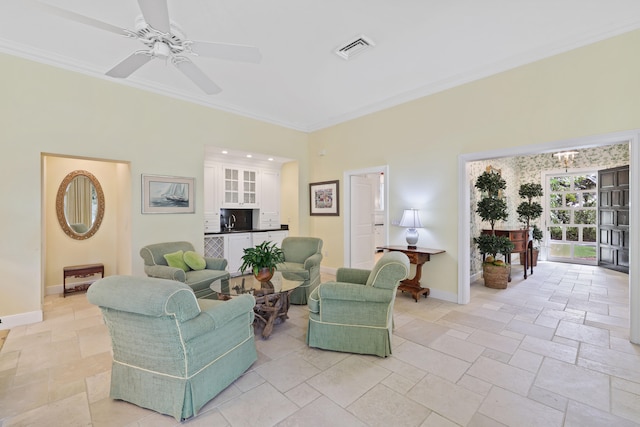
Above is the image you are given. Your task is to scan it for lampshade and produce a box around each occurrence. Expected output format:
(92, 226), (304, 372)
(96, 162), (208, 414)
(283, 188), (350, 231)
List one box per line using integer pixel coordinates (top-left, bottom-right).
(398, 209), (422, 248)
(399, 209), (422, 228)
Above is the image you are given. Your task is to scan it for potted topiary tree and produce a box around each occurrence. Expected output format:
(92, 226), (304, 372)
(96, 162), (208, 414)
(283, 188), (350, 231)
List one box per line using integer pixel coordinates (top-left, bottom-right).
(529, 224), (543, 267)
(516, 183), (543, 266)
(474, 234), (514, 288)
(240, 241), (285, 282)
(474, 170), (513, 288)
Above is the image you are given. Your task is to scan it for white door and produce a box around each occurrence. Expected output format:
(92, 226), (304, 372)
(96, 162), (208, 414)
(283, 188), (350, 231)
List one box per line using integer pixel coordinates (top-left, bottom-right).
(350, 175), (375, 269)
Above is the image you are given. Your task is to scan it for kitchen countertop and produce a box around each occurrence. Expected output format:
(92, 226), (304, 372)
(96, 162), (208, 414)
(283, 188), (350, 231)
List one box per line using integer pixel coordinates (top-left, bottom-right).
(205, 227), (288, 236)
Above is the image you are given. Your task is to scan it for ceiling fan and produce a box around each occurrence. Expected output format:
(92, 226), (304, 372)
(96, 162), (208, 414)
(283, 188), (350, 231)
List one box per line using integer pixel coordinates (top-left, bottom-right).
(33, 0), (262, 94)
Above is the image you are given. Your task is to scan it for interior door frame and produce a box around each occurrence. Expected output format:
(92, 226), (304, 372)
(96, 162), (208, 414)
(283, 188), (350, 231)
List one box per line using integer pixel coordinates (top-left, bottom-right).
(458, 130), (639, 343)
(343, 165), (389, 268)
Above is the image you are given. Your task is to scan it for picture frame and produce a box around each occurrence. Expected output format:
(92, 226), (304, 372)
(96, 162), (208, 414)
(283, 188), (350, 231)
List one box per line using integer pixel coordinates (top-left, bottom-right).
(141, 174), (195, 214)
(310, 180), (339, 216)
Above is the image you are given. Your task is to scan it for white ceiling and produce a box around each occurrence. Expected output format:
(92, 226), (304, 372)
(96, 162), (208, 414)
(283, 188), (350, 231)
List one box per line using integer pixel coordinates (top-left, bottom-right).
(3, 1), (640, 132)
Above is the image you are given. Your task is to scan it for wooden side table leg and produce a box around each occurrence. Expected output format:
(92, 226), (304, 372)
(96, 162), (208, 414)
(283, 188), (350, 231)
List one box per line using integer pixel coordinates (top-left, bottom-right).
(398, 262), (430, 302)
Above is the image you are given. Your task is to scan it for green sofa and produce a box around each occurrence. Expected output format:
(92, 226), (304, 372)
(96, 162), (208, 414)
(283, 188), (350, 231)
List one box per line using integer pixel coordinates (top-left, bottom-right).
(307, 252), (410, 357)
(87, 275), (257, 421)
(140, 241), (229, 299)
(276, 237), (323, 305)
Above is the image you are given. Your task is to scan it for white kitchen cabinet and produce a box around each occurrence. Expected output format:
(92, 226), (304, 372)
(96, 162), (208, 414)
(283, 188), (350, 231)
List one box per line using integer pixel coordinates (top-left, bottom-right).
(221, 166), (259, 208)
(268, 230), (288, 247)
(225, 233), (253, 276)
(259, 168), (281, 229)
(204, 164), (221, 232)
(252, 230), (288, 248)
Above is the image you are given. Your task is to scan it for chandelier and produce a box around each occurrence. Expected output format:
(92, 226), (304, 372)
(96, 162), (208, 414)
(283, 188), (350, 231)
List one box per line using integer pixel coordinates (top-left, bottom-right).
(553, 151), (578, 172)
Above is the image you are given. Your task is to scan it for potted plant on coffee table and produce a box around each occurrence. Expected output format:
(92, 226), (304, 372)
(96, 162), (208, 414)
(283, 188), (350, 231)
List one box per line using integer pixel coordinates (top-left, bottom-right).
(516, 182), (543, 266)
(474, 170), (513, 288)
(240, 241), (285, 283)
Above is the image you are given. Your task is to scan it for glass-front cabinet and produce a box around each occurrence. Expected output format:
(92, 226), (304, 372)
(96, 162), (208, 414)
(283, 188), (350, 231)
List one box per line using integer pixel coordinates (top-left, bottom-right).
(222, 166), (259, 208)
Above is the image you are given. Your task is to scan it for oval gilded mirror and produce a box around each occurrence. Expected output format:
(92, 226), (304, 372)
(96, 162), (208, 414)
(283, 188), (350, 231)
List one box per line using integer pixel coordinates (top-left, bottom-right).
(56, 170), (105, 240)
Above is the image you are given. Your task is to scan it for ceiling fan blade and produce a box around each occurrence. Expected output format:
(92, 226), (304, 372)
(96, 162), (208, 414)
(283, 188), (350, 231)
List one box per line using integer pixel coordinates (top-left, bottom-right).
(190, 41), (262, 64)
(30, 0), (127, 36)
(174, 60), (222, 95)
(137, 0), (170, 33)
(106, 52), (153, 78)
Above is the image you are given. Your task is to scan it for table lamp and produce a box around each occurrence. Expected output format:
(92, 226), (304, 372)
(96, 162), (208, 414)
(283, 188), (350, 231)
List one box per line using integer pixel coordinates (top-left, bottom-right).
(399, 208), (422, 249)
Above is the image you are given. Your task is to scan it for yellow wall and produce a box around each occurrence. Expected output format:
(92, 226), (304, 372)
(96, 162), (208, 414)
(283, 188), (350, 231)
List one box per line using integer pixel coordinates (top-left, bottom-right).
(309, 29), (640, 299)
(3, 28), (640, 324)
(1, 52), (309, 322)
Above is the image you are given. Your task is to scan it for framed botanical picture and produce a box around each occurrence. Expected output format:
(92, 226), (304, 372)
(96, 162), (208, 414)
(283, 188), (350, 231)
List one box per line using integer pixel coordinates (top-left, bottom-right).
(142, 174), (195, 214)
(310, 180), (339, 216)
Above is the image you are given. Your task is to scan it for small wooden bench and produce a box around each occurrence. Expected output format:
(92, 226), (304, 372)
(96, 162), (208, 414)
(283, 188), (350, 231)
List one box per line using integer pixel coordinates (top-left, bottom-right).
(63, 263), (104, 297)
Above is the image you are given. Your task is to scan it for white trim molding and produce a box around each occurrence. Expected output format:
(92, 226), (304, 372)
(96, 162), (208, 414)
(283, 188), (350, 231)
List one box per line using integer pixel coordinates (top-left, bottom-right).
(0, 310), (43, 331)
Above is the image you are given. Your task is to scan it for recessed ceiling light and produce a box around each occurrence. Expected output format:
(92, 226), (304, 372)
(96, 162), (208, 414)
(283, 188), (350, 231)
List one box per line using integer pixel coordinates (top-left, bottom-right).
(221, 150), (228, 154)
(268, 158), (274, 161)
(246, 154), (252, 158)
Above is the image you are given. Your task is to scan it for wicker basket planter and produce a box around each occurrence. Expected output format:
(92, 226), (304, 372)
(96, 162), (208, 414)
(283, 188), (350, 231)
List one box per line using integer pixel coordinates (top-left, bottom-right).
(483, 263), (509, 289)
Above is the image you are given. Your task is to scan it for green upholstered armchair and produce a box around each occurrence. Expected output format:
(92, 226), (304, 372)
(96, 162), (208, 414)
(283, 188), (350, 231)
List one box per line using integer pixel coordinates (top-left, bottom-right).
(87, 275), (257, 421)
(140, 241), (229, 299)
(307, 252), (410, 357)
(276, 236), (323, 305)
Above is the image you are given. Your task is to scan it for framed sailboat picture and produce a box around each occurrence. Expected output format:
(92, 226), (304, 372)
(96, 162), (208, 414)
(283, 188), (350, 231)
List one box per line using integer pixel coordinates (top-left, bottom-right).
(142, 174), (195, 214)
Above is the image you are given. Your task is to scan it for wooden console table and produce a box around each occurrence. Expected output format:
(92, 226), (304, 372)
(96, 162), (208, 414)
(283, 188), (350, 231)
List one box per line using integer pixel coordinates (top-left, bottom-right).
(377, 246), (445, 302)
(481, 229), (533, 281)
(63, 263), (104, 297)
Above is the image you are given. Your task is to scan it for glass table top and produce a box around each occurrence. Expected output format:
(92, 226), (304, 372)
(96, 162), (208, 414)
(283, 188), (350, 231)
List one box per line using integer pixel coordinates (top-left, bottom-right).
(211, 271), (305, 297)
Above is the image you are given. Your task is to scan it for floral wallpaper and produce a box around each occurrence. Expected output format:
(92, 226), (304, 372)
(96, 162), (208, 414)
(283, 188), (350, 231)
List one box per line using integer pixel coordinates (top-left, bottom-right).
(469, 143), (629, 275)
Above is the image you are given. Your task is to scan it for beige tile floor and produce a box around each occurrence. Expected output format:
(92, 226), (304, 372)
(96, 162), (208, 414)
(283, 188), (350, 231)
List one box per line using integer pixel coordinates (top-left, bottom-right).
(1, 261), (639, 426)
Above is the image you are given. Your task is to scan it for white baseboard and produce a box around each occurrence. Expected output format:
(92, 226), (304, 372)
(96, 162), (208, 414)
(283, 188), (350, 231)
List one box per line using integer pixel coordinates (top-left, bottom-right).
(46, 284), (63, 295)
(428, 288), (458, 303)
(0, 310), (43, 330)
(470, 271), (483, 283)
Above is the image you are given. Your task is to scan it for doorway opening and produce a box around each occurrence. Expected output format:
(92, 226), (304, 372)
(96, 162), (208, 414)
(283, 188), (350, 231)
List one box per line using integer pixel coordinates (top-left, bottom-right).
(42, 154), (132, 298)
(458, 130), (639, 342)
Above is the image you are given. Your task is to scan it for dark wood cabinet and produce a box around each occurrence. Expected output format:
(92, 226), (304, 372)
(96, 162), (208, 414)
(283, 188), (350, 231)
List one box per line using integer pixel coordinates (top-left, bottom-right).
(482, 229), (532, 280)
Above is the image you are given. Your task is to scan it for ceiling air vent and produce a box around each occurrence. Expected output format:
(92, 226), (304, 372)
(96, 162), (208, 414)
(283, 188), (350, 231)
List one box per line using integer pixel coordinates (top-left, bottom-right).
(335, 35), (375, 60)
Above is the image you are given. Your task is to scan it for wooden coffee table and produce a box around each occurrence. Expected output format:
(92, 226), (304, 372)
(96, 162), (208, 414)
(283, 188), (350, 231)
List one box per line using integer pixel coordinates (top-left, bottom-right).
(212, 271), (304, 339)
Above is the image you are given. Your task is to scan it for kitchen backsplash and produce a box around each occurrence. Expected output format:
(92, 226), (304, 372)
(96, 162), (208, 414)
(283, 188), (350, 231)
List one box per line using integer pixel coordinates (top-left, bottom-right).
(220, 209), (253, 231)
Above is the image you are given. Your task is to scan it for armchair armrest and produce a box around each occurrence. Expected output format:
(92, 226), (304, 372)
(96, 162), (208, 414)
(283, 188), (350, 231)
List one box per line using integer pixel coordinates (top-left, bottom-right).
(200, 294), (255, 327)
(303, 253), (323, 270)
(144, 265), (186, 282)
(204, 257), (228, 271)
(336, 268), (370, 285)
(317, 282), (393, 304)
(183, 294), (256, 340)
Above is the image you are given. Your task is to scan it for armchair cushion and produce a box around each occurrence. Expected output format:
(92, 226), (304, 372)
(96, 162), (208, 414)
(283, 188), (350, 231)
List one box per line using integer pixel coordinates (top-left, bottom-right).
(164, 250), (190, 272)
(87, 275), (257, 421)
(140, 241), (230, 300)
(306, 252), (409, 357)
(184, 251), (206, 271)
(276, 237), (323, 305)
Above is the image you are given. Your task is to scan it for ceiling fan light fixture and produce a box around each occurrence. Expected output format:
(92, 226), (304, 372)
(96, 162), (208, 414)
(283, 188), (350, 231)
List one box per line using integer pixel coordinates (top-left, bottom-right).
(153, 41), (171, 59)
